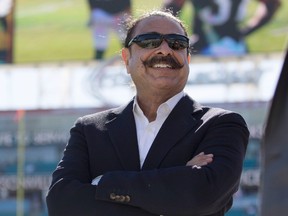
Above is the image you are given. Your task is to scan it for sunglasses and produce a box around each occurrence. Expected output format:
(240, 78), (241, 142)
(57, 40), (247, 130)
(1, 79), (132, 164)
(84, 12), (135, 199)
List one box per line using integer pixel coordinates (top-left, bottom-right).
(126, 33), (189, 51)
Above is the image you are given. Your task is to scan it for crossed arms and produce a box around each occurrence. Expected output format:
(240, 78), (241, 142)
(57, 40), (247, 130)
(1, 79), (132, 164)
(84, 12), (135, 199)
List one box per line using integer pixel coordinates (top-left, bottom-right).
(46, 110), (249, 216)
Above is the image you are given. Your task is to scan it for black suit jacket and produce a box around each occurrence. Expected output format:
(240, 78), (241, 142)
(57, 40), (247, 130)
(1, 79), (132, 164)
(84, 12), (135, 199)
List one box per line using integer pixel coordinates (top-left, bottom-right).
(46, 95), (249, 216)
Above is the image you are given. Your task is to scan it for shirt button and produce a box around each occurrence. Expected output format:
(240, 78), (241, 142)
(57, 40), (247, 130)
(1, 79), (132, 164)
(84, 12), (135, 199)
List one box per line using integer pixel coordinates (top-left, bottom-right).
(125, 195), (131, 202)
(118, 195), (125, 202)
(110, 193), (116, 200)
(115, 195), (121, 201)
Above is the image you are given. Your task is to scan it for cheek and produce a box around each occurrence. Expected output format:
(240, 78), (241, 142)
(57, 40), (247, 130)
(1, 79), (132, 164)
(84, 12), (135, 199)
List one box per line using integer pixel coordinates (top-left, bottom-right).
(129, 53), (147, 71)
(181, 52), (190, 63)
(126, 57), (145, 80)
(179, 61), (190, 81)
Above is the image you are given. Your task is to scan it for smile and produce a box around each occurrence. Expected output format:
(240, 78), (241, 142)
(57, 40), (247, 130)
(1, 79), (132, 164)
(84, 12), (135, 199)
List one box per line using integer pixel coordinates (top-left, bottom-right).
(152, 63), (173, 68)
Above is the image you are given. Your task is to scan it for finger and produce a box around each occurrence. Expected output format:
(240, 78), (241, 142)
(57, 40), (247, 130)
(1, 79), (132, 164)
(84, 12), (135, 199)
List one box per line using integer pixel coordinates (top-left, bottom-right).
(186, 155), (213, 166)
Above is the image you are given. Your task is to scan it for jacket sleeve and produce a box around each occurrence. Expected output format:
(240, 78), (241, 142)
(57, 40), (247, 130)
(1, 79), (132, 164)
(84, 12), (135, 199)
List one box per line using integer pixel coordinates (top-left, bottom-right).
(46, 111), (249, 216)
(94, 111), (249, 215)
(46, 117), (157, 216)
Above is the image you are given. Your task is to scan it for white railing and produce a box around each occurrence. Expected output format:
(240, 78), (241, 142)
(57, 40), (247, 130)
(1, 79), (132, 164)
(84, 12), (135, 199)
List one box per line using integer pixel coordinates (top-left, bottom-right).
(0, 52), (284, 111)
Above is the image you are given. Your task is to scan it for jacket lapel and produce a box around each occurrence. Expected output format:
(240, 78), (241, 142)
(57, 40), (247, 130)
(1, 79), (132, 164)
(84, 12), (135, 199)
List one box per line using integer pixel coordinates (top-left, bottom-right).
(142, 95), (202, 169)
(106, 100), (141, 171)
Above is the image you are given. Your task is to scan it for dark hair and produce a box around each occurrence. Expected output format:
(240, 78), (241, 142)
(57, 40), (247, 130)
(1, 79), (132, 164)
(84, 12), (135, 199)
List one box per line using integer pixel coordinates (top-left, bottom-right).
(124, 10), (189, 48)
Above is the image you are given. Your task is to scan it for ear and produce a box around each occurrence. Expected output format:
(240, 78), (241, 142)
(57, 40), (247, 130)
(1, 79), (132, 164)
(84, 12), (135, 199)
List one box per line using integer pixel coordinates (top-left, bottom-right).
(121, 48), (130, 67)
(187, 54), (191, 64)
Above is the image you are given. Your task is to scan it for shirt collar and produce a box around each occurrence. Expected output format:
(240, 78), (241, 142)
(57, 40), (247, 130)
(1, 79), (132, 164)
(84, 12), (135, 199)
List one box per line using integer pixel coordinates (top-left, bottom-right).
(164, 91), (184, 112)
(133, 91), (184, 117)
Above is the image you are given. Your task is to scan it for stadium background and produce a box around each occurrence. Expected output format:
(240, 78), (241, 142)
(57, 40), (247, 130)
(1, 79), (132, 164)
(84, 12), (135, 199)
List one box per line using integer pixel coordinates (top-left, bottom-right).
(0, 0), (287, 215)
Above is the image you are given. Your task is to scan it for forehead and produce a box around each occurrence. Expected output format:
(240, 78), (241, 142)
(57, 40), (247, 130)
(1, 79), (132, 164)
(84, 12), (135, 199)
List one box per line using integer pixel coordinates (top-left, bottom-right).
(133, 15), (185, 36)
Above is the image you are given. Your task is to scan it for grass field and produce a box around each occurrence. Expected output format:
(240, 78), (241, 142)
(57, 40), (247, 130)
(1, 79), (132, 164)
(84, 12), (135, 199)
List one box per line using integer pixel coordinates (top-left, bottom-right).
(14, 0), (287, 63)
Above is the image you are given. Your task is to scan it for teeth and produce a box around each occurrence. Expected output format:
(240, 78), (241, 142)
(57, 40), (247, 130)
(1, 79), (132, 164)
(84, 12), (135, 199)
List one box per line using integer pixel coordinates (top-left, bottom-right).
(153, 64), (172, 68)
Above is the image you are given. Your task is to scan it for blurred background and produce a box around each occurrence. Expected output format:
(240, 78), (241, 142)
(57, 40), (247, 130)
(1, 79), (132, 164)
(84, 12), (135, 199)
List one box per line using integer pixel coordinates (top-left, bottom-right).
(0, 0), (287, 215)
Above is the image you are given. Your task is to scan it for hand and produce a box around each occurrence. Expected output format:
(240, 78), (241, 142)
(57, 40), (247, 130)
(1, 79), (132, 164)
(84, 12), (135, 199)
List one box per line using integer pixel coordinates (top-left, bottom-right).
(186, 152), (213, 167)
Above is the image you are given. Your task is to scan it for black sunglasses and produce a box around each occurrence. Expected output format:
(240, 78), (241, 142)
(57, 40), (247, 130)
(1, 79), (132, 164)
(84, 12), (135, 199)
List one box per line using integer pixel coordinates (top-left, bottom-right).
(126, 33), (189, 50)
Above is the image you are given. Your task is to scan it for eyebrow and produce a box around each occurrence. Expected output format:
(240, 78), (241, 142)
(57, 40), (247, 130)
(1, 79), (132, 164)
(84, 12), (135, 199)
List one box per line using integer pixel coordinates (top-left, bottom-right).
(136, 32), (187, 36)
(138, 31), (159, 35)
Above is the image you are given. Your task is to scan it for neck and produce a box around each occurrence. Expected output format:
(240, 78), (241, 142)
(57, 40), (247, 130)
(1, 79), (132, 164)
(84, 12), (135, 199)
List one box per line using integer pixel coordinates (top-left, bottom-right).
(136, 92), (174, 122)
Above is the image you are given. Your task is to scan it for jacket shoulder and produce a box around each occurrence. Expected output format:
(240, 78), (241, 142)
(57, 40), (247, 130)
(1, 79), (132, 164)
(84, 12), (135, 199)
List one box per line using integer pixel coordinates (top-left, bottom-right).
(74, 101), (133, 126)
(200, 106), (248, 127)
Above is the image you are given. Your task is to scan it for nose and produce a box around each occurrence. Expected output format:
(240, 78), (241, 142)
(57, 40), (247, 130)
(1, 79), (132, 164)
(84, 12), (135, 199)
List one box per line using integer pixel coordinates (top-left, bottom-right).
(156, 39), (173, 56)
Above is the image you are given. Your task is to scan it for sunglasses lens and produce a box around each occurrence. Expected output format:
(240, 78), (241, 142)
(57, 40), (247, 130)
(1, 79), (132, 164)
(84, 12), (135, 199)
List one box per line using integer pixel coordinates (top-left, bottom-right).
(137, 39), (162, 49)
(129, 33), (189, 50)
(133, 34), (162, 48)
(166, 35), (189, 50)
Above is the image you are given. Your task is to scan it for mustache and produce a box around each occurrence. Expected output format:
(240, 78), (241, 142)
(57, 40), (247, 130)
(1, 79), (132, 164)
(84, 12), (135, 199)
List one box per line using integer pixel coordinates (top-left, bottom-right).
(143, 55), (184, 69)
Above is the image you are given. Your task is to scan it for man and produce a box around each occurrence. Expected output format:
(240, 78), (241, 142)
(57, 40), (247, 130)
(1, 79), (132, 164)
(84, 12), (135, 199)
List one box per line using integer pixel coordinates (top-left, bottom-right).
(46, 10), (249, 216)
(87, 0), (131, 59)
(163, 0), (281, 56)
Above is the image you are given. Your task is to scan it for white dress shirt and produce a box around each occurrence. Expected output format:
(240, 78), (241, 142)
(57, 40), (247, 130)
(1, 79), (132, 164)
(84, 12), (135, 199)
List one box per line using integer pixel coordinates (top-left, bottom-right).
(92, 91), (184, 185)
(133, 91), (184, 167)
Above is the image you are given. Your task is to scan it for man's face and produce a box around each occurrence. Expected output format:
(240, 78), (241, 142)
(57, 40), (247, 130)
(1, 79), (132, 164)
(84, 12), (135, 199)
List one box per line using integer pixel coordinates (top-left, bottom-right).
(122, 16), (190, 97)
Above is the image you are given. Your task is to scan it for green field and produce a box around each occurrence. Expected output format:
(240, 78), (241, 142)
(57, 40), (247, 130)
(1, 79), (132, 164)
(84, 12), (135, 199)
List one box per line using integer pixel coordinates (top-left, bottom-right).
(14, 0), (287, 63)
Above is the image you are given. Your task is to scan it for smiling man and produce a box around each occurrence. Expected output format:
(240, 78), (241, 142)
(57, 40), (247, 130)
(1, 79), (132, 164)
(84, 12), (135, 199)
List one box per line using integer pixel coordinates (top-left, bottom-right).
(46, 10), (249, 216)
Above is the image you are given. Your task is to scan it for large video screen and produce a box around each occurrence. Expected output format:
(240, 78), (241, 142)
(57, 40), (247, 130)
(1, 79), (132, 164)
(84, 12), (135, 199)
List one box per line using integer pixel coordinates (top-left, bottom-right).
(3, 0), (288, 63)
